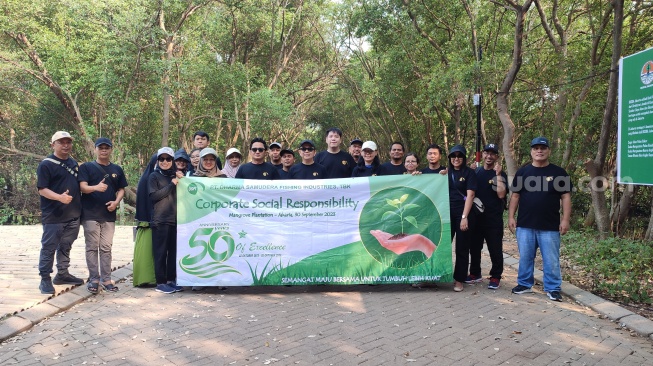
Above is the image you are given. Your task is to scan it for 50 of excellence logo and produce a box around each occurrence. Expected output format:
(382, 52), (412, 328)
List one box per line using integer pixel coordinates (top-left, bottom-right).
(179, 228), (241, 278)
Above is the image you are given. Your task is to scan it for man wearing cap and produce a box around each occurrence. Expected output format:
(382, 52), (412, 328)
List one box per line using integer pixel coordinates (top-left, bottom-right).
(351, 141), (381, 177)
(278, 148), (295, 179)
(468, 143), (507, 290)
(223, 147), (242, 178)
(290, 140), (327, 179)
(378, 142), (408, 175)
(509, 137), (572, 302)
(315, 127), (356, 178)
(36, 131), (85, 294)
(235, 137), (281, 180)
(268, 142), (283, 169)
(348, 138), (363, 163)
(193, 131), (222, 169)
(78, 138), (128, 293)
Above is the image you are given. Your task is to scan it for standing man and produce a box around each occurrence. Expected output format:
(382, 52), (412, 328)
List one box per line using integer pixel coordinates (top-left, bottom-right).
(36, 131), (85, 294)
(469, 144), (507, 289)
(193, 131), (222, 169)
(421, 144), (447, 174)
(378, 141), (407, 175)
(269, 142), (283, 169)
(314, 127), (356, 178)
(509, 137), (572, 302)
(78, 138), (128, 293)
(348, 138), (363, 164)
(235, 137), (281, 180)
(279, 148), (295, 179)
(290, 140), (327, 179)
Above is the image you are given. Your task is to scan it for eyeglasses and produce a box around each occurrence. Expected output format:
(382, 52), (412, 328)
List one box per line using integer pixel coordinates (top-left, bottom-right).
(451, 154), (464, 159)
(405, 161), (417, 164)
(251, 147), (265, 153)
(299, 147), (315, 152)
(158, 156), (173, 162)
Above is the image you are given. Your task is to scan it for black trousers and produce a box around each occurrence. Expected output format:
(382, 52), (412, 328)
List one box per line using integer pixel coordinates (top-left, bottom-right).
(470, 214), (504, 279)
(151, 224), (177, 284)
(451, 210), (476, 283)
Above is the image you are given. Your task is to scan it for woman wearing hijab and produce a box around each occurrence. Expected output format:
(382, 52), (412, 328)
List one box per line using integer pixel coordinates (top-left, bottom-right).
(222, 147), (242, 178)
(133, 153), (157, 286)
(193, 148), (227, 178)
(148, 147), (182, 294)
(447, 145), (478, 292)
(174, 148), (191, 177)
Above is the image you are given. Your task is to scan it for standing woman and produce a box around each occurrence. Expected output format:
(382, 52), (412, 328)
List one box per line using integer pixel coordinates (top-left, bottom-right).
(222, 148), (242, 178)
(148, 147), (182, 294)
(351, 141), (381, 177)
(194, 148), (227, 178)
(403, 152), (422, 175)
(188, 148), (201, 176)
(447, 145), (478, 292)
(133, 153), (157, 286)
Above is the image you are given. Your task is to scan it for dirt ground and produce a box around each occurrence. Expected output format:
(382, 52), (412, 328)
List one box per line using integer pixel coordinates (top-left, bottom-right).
(501, 229), (653, 322)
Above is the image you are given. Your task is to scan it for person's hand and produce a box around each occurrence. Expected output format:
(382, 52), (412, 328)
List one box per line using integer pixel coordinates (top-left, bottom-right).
(508, 217), (516, 234)
(438, 168), (448, 175)
(411, 171), (422, 176)
(95, 178), (108, 192)
(494, 163), (503, 176)
(106, 200), (119, 212)
(370, 230), (437, 258)
(172, 178), (179, 186)
(59, 190), (72, 204)
(469, 161), (478, 170)
(560, 219), (570, 235)
(176, 171), (184, 179)
(460, 217), (469, 231)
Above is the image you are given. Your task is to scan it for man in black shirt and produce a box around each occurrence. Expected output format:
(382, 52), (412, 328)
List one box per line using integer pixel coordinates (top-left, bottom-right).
(79, 137), (129, 293)
(469, 144), (507, 289)
(269, 142), (283, 169)
(279, 148), (295, 179)
(290, 140), (327, 179)
(314, 127), (356, 178)
(421, 143), (447, 174)
(193, 131), (222, 169)
(235, 138), (281, 180)
(378, 142), (408, 175)
(509, 137), (572, 302)
(36, 131), (85, 294)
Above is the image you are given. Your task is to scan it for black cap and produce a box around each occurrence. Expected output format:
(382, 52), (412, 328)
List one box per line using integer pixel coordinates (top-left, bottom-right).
(298, 139), (315, 148)
(448, 144), (467, 157)
(530, 137), (550, 148)
(483, 143), (499, 153)
(280, 148), (295, 157)
(94, 137), (113, 147)
(350, 138), (363, 146)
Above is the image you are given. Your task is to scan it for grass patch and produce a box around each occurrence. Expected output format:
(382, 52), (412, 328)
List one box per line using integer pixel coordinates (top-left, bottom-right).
(561, 231), (653, 304)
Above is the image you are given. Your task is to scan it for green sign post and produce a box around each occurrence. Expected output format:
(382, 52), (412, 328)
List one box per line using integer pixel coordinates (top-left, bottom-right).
(618, 46), (653, 185)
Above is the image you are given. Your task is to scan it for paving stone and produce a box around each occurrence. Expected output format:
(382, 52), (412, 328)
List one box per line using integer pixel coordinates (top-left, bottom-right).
(574, 290), (608, 307)
(0, 316), (32, 341)
(46, 292), (84, 311)
(15, 303), (60, 325)
(589, 301), (635, 321)
(618, 314), (653, 337)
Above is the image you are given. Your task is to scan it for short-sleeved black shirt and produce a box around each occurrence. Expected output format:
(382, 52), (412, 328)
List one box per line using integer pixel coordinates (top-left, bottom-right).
(377, 162), (407, 176)
(510, 163), (572, 231)
(278, 169), (291, 179)
(235, 162), (281, 180)
(421, 166), (446, 174)
(475, 167), (508, 219)
(314, 150), (356, 179)
(78, 162), (129, 222)
(448, 167), (478, 213)
(37, 155), (82, 224)
(289, 163), (327, 179)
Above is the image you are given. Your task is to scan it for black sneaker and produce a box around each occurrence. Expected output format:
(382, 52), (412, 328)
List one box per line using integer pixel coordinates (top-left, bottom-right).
(511, 285), (533, 294)
(464, 274), (483, 284)
(488, 277), (501, 290)
(167, 281), (184, 292)
(53, 273), (84, 285)
(39, 278), (55, 294)
(547, 291), (563, 302)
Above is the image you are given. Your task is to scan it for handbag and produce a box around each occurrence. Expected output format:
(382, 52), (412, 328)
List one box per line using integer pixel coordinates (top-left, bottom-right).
(451, 171), (484, 214)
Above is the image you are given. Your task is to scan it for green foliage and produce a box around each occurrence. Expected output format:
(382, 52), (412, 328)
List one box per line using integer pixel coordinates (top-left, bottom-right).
(561, 231), (653, 304)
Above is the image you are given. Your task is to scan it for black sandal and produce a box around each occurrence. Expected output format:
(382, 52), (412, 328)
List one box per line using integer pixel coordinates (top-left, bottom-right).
(87, 282), (99, 294)
(101, 283), (119, 292)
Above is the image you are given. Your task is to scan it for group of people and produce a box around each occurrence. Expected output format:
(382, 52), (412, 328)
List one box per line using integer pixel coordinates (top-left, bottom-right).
(37, 127), (572, 303)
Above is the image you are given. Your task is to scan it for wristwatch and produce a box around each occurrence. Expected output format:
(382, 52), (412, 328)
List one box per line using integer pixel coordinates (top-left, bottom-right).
(461, 214), (467, 219)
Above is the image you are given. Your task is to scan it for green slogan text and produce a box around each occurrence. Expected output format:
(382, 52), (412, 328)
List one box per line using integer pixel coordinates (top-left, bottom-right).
(195, 196), (359, 212)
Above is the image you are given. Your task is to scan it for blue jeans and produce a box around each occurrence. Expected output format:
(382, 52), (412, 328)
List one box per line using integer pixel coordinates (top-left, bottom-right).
(516, 227), (561, 292)
(39, 219), (81, 278)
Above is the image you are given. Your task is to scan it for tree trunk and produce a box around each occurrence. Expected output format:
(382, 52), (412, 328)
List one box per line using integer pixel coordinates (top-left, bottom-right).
(610, 185), (638, 236)
(645, 187), (653, 241)
(496, 0), (534, 180)
(585, 0), (623, 239)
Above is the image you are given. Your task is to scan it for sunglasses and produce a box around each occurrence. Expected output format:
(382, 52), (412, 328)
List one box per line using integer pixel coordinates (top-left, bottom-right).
(158, 156), (173, 162)
(299, 147), (315, 152)
(451, 154), (464, 159)
(251, 147), (265, 153)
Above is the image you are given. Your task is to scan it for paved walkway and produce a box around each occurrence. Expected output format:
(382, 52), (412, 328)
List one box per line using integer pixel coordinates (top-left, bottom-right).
(0, 226), (652, 365)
